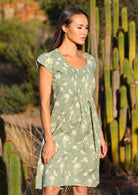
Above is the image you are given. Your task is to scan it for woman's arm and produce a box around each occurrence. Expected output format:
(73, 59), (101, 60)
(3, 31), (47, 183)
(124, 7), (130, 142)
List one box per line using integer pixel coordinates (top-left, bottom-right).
(39, 65), (55, 164)
(94, 101), (107, 159)
(100, 129), (107, 159)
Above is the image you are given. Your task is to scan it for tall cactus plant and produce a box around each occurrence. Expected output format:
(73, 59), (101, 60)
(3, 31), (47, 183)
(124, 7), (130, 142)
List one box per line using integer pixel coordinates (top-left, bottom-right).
(131, 109), (137, 163)
(119, 114), (125, 164)
(96, 7), (99, 43)
(119, 31), (124, 73)
(104, 0), (111, 67)
(121, 7), (128, 33)
(105, 87), (113, 123)
(125, 144), (131, 170)
(123, 58), (130, 78)
(113, 0), (119, 37)
(90, 0), (99, 109)
(129, 21), (136, 69)
(134, 58), (138, 103)
(110, 120), (119, 167)
(4, 140), (14, 173)
(112, 48), (120, 118)
(9, 152), (21, 195)
(90, 0), (138, 173)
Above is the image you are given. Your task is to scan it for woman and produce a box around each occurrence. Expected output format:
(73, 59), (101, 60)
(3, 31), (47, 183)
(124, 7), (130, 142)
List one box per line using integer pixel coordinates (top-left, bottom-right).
(35, 6), (107, 195)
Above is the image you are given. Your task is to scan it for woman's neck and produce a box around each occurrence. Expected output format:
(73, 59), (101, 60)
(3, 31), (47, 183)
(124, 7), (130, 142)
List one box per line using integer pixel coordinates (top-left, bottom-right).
(58, 39), (78, 56)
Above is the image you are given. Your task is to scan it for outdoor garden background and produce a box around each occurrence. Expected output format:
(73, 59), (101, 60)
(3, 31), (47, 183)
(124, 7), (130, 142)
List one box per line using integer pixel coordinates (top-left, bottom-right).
(0, 0), (138, 194)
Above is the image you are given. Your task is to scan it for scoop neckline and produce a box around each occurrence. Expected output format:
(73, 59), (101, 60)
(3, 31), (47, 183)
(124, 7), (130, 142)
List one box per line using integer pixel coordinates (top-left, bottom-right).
(55, 48), (87, 69)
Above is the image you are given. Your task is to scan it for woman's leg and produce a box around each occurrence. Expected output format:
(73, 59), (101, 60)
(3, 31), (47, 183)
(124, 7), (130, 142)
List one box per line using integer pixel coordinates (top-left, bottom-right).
(42, 186), (60, 195)
(72, 186), (87, 195)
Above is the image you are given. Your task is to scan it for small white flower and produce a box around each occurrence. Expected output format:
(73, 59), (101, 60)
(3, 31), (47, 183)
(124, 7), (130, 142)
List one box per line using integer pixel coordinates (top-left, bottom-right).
(72, 145), (78, 150)
(80, 150), (85, 154)
(60, 162), (64, 172)
(63, 83), (68, 86)
(83, 172), (88, 176)
(92, 174), (96, 180)
(72, 157), (78, 163)
(49, 175), (55, 184)
(87, 59), (91, 64)
(57, 157), (62, 163)
(73, 163), (81, 174)
(53, 171), (58, 177)
(76, 102), (79, 108)
(68, 89), (73, 94)
(56, 74), (61, 79)
(82, 157), (88, 163)
(56, 61), (59, 65)
(72, 130), (77, 135)
(45, 57), (53, 64)
(55, 101), (60, 106)
(87, 178), (93, 185)
(74, 178), (80, 182)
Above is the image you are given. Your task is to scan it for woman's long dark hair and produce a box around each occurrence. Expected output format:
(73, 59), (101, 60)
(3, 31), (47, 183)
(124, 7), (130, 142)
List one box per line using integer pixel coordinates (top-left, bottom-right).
(49, 6), (87, 51)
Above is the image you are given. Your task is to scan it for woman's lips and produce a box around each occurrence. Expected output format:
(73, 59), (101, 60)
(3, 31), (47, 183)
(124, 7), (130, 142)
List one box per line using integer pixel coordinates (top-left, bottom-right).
(80, 37), (86, 40)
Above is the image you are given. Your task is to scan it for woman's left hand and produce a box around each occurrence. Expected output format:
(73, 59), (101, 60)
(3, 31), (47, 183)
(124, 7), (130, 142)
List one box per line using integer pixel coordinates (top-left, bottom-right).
(100, 131), (107, 159)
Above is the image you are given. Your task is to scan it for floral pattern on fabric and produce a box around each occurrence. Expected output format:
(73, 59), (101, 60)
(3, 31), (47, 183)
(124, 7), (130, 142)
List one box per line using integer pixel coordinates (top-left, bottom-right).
(35, 49), (101, 189)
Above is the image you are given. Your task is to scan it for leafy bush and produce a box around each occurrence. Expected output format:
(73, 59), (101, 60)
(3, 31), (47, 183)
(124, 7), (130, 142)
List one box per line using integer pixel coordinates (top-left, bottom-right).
(0, 83), (34, 114)
(0, 19), (48, 112)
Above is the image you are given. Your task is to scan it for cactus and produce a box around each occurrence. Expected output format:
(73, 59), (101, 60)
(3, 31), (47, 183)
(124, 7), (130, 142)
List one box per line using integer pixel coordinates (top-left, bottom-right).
(23, 163), (27, 181)
(136, 83), (138, 104)
(96, 7), (99, 43)
(130, 84), (136, 109)
(90, 0), (99, 108)
(121, 7), (128, 32)
(120, 85), (128, 109)
(129, 21), (136, 69)
(4, 140), (14, 173)
(112, 48), (119, 118)
(101, 39), (105, 65)
(87, 33), (90, 54)
(113, 0), (119, 37)
(110, 120), (119, 167)
(123, 58), (130, 78)
(134, 58), (138, 104)
(134, 58), (138, 80)
(134, 154), (138, 172)
(104, 66), (111, 88)
(120, 85), (127, 140)
(127, 70), (135, 85)
(104, 0), (111, 67)
(113, 48), (119, 70)
(105, 87), (113, 123)
(131, 109), (137, 163)
(119, 31), (124, 72)
(119, 114), (125, 164)
(125, 144), (131, 170)
(90, 0), (138, 173)
(9, 151), (21, 195)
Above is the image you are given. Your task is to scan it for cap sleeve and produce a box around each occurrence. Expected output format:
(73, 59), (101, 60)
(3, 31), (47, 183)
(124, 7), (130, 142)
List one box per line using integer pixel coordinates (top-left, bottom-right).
(36, 52), (54, 75)
(90, 55), (96, 72)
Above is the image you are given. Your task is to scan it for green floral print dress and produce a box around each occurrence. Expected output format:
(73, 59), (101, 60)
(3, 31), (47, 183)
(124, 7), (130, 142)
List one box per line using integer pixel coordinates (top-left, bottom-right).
(35, 48), (101, 189)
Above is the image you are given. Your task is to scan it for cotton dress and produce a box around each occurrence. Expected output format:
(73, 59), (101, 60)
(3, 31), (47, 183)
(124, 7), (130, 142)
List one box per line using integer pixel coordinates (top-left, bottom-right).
(35, 48), (101, 189)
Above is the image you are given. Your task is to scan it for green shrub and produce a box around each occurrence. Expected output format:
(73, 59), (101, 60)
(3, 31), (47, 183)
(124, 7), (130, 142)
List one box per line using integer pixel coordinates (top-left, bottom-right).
(0, 83), (34, 114)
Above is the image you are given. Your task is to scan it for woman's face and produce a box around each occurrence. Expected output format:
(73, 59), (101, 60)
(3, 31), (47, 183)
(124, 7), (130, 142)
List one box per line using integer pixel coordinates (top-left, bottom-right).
(63, 14), (88, 45)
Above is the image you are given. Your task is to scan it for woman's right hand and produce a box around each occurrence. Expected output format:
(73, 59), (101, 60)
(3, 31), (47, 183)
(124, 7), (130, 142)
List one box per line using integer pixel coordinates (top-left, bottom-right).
(42, 138), (55, 164)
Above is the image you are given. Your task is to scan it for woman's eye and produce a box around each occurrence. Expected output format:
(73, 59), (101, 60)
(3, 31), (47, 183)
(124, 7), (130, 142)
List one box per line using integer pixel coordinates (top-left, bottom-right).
(77, 27), (82, 29)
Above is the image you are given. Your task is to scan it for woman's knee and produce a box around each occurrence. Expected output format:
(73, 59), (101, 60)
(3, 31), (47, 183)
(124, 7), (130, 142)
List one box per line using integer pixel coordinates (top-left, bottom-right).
(43, 186), (60, 195)
(73, 186), (87, 194)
